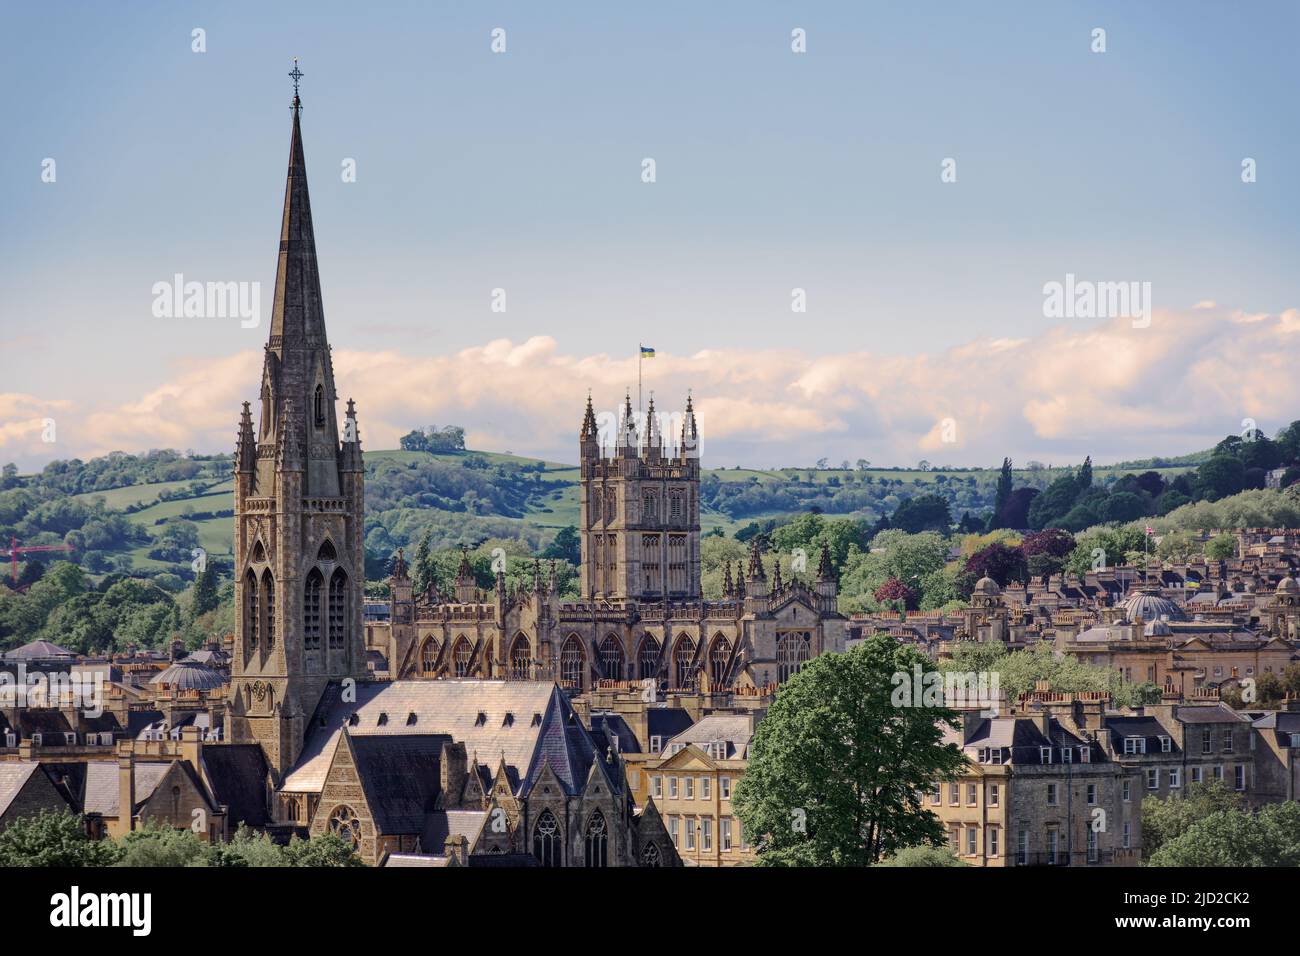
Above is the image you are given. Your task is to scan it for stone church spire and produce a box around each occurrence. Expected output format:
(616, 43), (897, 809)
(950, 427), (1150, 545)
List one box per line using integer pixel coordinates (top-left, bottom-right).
(229, 66), (367, 781)
(253, 69), (345, 499)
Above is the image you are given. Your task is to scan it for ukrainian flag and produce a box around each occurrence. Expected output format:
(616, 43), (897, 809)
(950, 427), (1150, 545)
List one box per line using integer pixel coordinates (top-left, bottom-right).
(640, 346), (656, 358)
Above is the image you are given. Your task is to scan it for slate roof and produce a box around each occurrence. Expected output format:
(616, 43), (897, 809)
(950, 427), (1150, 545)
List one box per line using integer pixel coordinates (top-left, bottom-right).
(421, 809), (488, 850)
(286, 680), (600, 800)
(1174, 703), (1249, 724)
(344, 732), (447, 835)
(150, 660), (225, 691)
(0, 762), (42, 816)
(666, 715), (754, 759)
(83, 761), (175, 816)
(3, 640), (75, 660)
(645, 707), (695, 742)
(202, 744), (271, 828)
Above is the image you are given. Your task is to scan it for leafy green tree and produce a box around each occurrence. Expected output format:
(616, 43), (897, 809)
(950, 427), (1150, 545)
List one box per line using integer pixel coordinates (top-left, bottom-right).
(874, 844), (968, 867)
(283, 832), (366, 867)
(1205, 533), (1237, 560)
(1195, 455), (1245, 502)
(988, 458), (1013, 530)
(1146, 799), (1300, 867)
(114, 821), (209, 866)
(731, 636), (967, 866)
(540, 525), (581, 565)
(0, 811), (120, 867)
(190, 561), (219, 619)
(1141, 781), (1243, 858)
(890, 494), (952, 534)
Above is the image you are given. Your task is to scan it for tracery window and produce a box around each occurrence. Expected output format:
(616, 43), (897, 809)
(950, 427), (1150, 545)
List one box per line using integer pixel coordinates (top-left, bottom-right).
(599, 635), (624, 680)
(261, 570), (275, 649)
(533, 809), (561, 867)
(453, 637), (473, 677)
(328, 805), (362, 849)
(510, 634), (531, 680)
(244, 570), (259, 652)
(560, 635), (585, 688)
(709, 635), (732, 687)
(304, 568), (323, 650)
(585, 811), (608, 868)
(328, 568), (347, 649)
(640, 842), (661, 867)
(777, 632), (811, 682)
(638, 636), (661, 681)
(420, 637), (439, 675)
(673, 635), (696, 689)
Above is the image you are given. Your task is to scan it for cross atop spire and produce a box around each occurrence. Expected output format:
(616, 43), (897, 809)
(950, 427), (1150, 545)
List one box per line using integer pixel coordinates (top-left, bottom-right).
(289, 57), (304, 111)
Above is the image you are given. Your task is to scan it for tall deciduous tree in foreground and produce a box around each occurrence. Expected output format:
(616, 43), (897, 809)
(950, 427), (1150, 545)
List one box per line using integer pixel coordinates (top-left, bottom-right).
(732, 635), (967, 866)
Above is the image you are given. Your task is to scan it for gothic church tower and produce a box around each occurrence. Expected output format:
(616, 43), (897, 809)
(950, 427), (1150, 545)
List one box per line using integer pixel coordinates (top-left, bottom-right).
(228, 79), (367, 779)
(579, 393), (701, 601)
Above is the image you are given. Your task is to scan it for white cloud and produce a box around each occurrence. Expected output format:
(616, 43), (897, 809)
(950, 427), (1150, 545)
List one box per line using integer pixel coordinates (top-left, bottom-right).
(4, 305), (1298, 471)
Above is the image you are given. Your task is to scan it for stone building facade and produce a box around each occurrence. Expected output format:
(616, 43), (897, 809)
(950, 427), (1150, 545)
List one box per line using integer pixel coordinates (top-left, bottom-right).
(369, 400), (847, 695)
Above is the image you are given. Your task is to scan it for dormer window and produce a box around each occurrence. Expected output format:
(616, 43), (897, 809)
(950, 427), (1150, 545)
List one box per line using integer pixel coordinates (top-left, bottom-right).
(475, 712), (487, 727)
(503, 713), (514, 727)
(1039, 746), (1053, 764)
(406, 712), (417, 726)
(1080, 746), (1091, 764)
(348, 712), (360, 727)
(377, 712), (388, 726)
(649, 735), (662, 754)
(1159, 736), (1171, 753)
(1124, 736), (1146, 755)
(531, 713), (542, 727)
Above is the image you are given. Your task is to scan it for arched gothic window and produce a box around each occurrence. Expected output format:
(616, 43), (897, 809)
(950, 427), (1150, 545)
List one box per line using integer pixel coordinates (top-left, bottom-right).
(317, 539), (337, 561)
(533, 809), (561, 867)
(420, 638), (439, 675)
(304, 568), (323, 650)
(328, 805), (362, 850)
(261, 569), (275, 649)
(244, 570), (259, 652)
(709, 635), (732, 687)
(453, 637), (473, 677)
(640, 842), (661, 867)
(560, 635), (585, 689)
(314, 384), (325, 426)
(599, 635), (624, 681)
(777, 632), (811, 682)
(637, 636), (661, 681)
(584, 811), (608, 868)
(509, 634), (531, 680)
(328, 568), (347, 649)
(672, 635), (696, 689)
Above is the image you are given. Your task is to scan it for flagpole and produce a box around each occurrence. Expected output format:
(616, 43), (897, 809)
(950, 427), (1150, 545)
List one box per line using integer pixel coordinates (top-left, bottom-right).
(638, 343), (643, 413)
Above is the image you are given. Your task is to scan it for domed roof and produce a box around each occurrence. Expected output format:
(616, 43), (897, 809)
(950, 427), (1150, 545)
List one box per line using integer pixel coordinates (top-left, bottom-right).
(1143, 618), (1173, 637)
(150, 659), (225, 691)
(1277, 576), (1299, 594)
(1122, 588), (1187, 623)
(973, 576), (1001, 596)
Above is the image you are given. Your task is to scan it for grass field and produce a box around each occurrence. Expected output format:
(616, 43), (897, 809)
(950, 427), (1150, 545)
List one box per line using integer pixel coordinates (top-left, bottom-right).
(52, 448), (1205, 572)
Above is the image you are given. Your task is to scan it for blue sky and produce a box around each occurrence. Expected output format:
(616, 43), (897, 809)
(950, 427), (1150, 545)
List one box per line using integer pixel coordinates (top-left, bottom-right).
(1, 1), (1298, 469)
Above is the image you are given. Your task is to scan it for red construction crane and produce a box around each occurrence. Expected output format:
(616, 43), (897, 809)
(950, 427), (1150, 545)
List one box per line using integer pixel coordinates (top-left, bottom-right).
(3, 536), (74, 586)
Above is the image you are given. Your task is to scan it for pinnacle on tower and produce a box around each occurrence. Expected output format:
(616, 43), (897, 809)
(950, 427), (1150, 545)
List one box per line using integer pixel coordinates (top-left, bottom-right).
(236, 401), (256, 473)
(722, 560), (734, 597)
(817, 542), (834, 580)
(618, 390), (638, 450)
(680, 391), (698, 458)
(580, 391), (598, 441)
(642, 393), (662, 453)
(390, 547), (409, 581)
(746, 539), (766, 581)
(772, 555), (784, 591)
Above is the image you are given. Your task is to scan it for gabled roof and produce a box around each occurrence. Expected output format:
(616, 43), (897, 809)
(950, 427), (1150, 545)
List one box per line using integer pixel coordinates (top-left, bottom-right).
(666, 714), (754, 759)
(286, 680), (598, 799)
(83, 761), (176, 817)
(0, 762), (42, 816)
(345, 732), (447, 835)
(202, 744), (271, 828)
